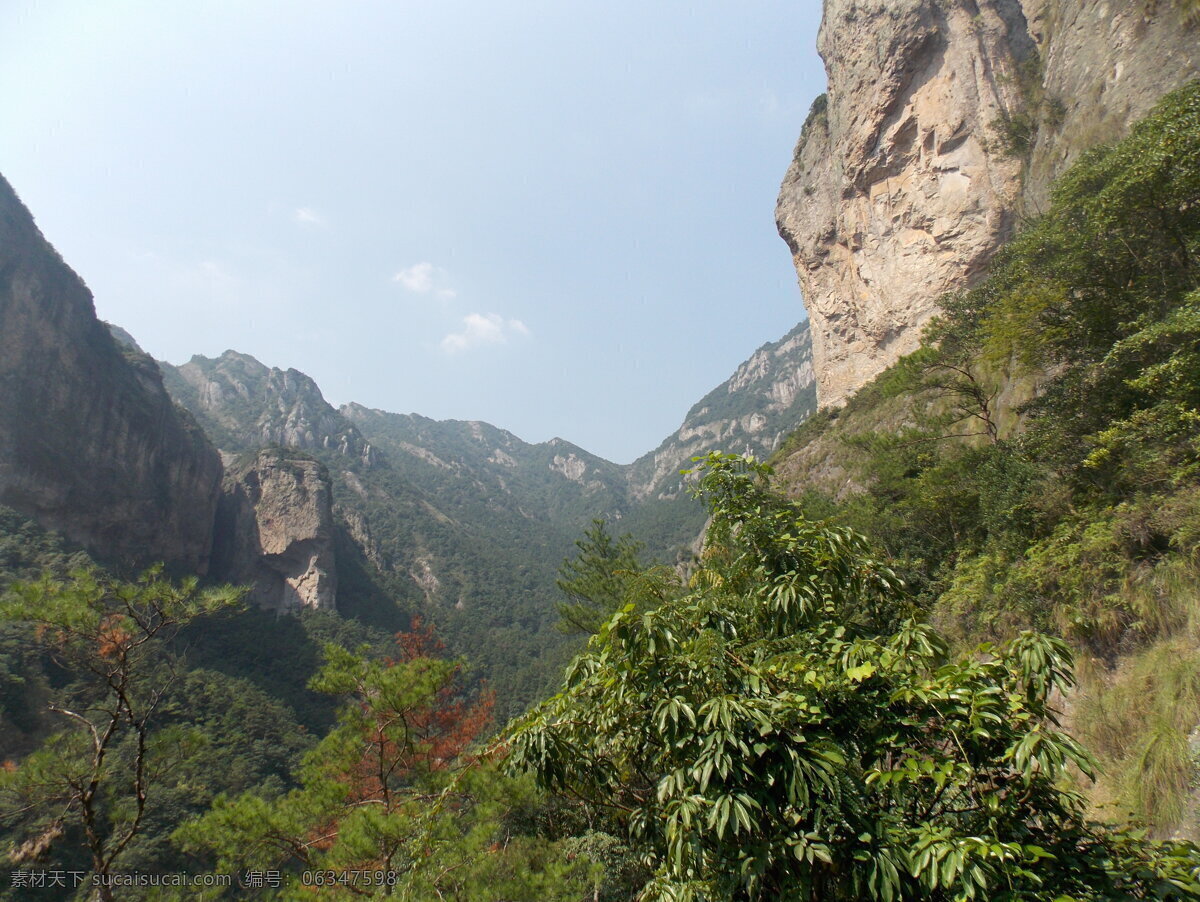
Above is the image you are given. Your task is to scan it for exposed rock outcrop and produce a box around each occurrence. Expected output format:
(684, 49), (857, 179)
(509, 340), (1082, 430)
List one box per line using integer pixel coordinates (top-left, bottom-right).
(777, 0), (1033, 408)
(161, 351), (376, 466)
(1022, 0), (1200, 206)
(627, 320), (816, 501)
(0, 175), (223, 572)
(212, 450), (337, 611)
(337, 503), (385, 570)
(778, 0), (1199, 408)
(550, 452), (589, 484)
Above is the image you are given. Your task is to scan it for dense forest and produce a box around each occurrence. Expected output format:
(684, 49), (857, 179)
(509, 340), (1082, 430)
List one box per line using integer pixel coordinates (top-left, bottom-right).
(2, 74), (1200, 902)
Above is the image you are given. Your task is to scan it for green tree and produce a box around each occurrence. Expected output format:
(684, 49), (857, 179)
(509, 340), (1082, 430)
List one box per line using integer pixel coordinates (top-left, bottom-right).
(556, 519), (647, 635)
(505, 453), (1200, 900)
(178, 625), (595, 899)
(0, 568), (242, 900)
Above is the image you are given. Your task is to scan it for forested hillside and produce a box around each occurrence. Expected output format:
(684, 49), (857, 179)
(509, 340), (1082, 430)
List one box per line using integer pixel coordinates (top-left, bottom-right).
(773, 80), (1200, 838)
(156, 350), (589, 715)
(2, 2), (1199, 895)
(143, 329), (815, 717)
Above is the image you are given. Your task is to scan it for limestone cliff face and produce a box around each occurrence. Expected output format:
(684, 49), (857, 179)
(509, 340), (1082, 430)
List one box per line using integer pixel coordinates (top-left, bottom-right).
(1021, 0), (1200, 206)
(778, 0), (1200, 408)
(212, 450), (337, 611)
(777, 0), (1033, 408)
(0, 175), (223, 571)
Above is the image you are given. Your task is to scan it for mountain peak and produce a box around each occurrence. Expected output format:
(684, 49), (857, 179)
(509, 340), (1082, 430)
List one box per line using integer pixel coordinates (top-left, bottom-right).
(160, 352), (374, 465)
(628, 320), (814, 501)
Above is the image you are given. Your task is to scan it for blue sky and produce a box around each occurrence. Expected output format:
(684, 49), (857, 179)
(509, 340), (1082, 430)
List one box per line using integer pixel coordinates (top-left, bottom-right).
(1, 0), (826, 463)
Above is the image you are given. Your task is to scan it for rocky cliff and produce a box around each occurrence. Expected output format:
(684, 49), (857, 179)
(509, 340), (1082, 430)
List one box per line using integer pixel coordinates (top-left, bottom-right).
(161, 352), (376, 466)
(0, 175), (223, 572)
(156, 351), (398, 613)
(212, 450), (338, 611)
(1022, 0), (1200, 206)
(778, 0), (1200, 408)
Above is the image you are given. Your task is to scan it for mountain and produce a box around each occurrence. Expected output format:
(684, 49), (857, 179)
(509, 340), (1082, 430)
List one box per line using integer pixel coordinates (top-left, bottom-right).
(628, 320), (815, 501)
(146, 330), (816, 712)
(155, 316), (817, 587)
(160, 350), (376, 465)
(0, 174), (223, 574)
(776, 0), (1200, 408)
(0, 1), (1197, 878)
(152, 352), (609, 711)
(338, 407), (630, 533)
(0, 100), (816, 721)
(767, 0), (1200, 838)
(618, 320), (816, 556)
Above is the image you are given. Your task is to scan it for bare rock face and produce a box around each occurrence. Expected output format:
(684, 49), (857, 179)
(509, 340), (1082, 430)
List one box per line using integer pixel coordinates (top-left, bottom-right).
(1022, 0), (1200, 207)
(213, 450), (337, 611)
(777, 0), (1033, 408)
(0, 175), (223, 571)
(777, 0), (1199, 409)
(627, 321), (816, 501)
(550, 453), (589, 483)
(162, 351), (376, 466)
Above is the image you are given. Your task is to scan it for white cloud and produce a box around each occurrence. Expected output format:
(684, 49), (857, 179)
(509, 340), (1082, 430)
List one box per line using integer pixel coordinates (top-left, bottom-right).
(393, 262), (458, 300)
(440, 313), (530, 353)
(394, 261), (435, 292)
(294, 207), (325, 226)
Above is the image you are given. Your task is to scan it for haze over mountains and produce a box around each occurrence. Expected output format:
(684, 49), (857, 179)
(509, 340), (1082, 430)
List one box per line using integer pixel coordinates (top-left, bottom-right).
(0, 165), (817, 710)
(2, 0), (1192, 716)
(149, 321), (815, 707)
(3, 1), (1200, 887)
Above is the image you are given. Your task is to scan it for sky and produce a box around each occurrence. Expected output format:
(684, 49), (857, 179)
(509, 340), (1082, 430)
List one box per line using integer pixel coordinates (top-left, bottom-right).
(0, 0), (827, 464)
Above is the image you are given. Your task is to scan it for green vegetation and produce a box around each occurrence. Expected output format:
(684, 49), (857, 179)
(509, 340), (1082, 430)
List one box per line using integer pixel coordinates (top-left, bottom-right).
(1145, 0), (1200, 27)
(3, 453), (1198, 898)
(507, 454), (1200, 899)
(1, 62), (1197, 902)
(555, 520), (646, 636)
(0, 506), (94, 583)
(795, 92), (828, 159)
(324, 446), (582, 719)
(990, 53), (1064, 160)
(0, 569), (243, 899)
(178, 623), (599, 900)
(774, 80), (1200, 833)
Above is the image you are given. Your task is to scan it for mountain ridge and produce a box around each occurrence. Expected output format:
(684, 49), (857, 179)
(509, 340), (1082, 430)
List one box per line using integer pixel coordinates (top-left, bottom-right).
(120, 323), (816, 711)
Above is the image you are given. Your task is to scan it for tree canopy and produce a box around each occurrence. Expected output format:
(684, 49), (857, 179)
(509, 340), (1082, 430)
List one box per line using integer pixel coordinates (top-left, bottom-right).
(505, 453), (1200, 901)
(0, 568), (243, 899)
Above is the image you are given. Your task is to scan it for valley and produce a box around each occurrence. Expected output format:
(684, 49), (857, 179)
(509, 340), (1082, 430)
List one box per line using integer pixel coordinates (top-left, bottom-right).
(2, 1), (1199, 897)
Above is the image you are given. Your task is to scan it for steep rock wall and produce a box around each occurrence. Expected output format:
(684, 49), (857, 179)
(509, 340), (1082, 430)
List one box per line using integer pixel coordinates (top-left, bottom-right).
(0, 175), (223, 572)
(778, 0), (1199, 408)
(777, 0), (1033, 408)
(212, 450), (337, 611)
(1022, 0), (1200, 206)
